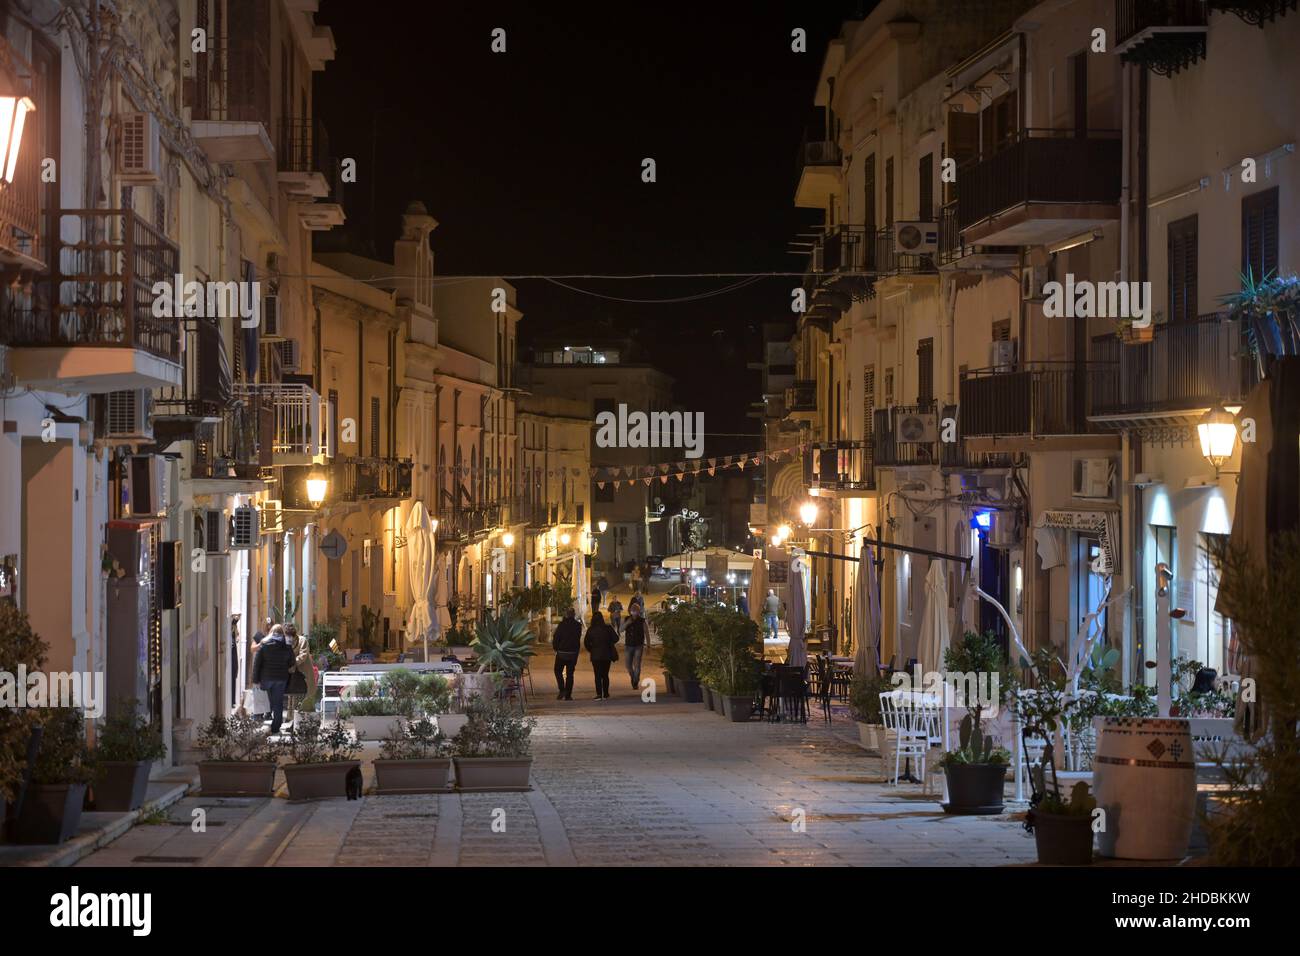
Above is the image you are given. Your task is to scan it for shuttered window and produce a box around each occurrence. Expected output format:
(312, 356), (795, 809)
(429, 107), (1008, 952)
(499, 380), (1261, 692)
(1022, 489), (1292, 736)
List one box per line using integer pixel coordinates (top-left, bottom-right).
(917, 338), (934, 404)
(884, 157), (895, 227)
(1241, 187), (1279, 283)
(864, 154), (876, 230)
(863, 365), (875, 436)
(370, 396), (380, 457)
(1168, 215), (1198, 323)
(918, 153), (933, 220)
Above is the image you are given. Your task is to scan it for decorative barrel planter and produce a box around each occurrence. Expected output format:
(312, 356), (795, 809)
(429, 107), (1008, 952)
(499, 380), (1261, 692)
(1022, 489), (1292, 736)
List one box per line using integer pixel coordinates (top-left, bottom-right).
(942, 763), (1007, 815)
(1031, 810), (1094, 865)
(13, 783), (87, 845)
(1093, 716), (1196, 860)
(721, 696), (754, 722)
(679, 678), (702, 703)
(374, 758), (452, 793)
(453, 756), (533, 791)
(435, 713), (468, 738)
(282, 760), (362, 800)
(349, 715), (408, 741)
(198, 761), (278, 797)
(95, 760), (153, 811)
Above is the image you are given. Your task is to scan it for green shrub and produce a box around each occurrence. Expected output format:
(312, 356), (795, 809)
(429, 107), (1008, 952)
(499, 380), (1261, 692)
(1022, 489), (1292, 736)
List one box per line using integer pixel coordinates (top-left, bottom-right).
(379, 717), (448, 761)
(97, 701), (167, 763)
(0, 602), (47, 802)
(290, 714), (360, 764)
(470, 611), (535, 677)
(849, 671), (886, 724)
(196, 713), (278, 762)
(452, 697), (536, 759)
(30, 708), (96, 785)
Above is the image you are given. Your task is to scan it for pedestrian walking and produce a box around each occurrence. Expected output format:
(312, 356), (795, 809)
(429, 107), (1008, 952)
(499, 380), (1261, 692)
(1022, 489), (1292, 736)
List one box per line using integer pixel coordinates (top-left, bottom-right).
(551, 607), (582, 700)
(623, 604), (648, 689)
(628, 590), (644, 615)
(763, 589), (781, 641)
(607, 595), (624, 634)
(248, 617), (271, 718)
(584, 610), (619, 700)
(252, 624), (295, 734)
(591, 581), (602, 612)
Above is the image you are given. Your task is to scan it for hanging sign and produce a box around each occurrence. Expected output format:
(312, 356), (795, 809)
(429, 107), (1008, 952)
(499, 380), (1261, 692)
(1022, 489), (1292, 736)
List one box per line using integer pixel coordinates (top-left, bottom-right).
(319, 530), (348, 560)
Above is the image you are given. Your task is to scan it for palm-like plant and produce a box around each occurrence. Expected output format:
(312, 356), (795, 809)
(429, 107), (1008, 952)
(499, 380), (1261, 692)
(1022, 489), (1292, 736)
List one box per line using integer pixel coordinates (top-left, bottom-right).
(470, 610), (536, 677)
(1221, 269), (1300, 379)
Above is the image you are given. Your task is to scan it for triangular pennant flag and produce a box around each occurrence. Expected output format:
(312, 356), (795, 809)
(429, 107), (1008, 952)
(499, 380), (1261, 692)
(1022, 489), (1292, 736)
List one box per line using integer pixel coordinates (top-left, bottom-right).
(660, 475), (668, 484)
(597, 481), (606, 490)
(708, 466), (716, 476)
(738, 458), (746, 470)
(643, 477), (652, 486)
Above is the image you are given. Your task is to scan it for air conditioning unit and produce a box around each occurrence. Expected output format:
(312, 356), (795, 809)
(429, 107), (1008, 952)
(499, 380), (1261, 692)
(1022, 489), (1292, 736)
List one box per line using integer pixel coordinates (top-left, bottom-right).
(1073, 458), (1113, 499)
(104, 389), (153, 441)
(229, 505), (260, 549)
(118, 112), (164, 183)
(275, 338), (300, 372)
(895, 411), (937, 443)
(988, 509), (1020, 549)
(127, 454), (168, 517)
(894, 221), (938, 255)
(201, 509), (228, 554)
(260, 499), (284, 534)
(988, 339), (1017, 371)
(261, 294), (281, 338)
(1023, 265), (1049, 302)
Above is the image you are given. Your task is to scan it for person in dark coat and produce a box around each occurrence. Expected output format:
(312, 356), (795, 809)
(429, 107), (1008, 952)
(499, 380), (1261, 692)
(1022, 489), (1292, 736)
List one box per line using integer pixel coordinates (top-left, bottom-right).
(623, 604), (649, 689)
(252, 624), (296, 733)
(551, 607), (582, 701)
(583, 610), (619, 700)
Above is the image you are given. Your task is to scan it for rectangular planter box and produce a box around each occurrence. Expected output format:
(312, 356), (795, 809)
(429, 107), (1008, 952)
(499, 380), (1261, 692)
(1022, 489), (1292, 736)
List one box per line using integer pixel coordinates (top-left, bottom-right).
(95, 760), (153, 811)
(721, 696), (754, 722)
(679, 678), (702, 703)
(374, 758), (452, 793)
(198, 761), (278, 797)
(453, 756), (533, 791)
(857, 722), (882, 751)
(349, 715), (408, 741)
(13, 783), (87, 845)
(282, 761), (362, 800)
(703, 686), (716, 711)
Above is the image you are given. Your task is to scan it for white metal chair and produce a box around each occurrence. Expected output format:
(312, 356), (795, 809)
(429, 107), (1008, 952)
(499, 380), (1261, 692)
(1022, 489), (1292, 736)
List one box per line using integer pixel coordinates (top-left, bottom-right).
(880, 691), (935, 786)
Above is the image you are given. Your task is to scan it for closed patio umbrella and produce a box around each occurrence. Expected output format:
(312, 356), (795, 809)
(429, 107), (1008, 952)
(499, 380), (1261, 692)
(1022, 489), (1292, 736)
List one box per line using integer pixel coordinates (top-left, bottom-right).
(747, 553), (767, 628)
(853, 541), (880, 676)
(787, 557), (808, 667)
(404, 501), (436, 661)
(571, 550), (590, 622)
(917, 560), (950, 674)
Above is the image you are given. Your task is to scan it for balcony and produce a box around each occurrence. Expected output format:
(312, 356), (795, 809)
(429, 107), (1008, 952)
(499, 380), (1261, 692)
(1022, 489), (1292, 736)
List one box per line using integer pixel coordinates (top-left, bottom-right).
(2, 209), (182, 393)
(189, 37), (276, 162)
(807, 439), (875, 496)
(938, 201), (1019, 268)
(1116, 0), (1208, 75)
(153, 318), (232, 426)
(1210, 1), (1299, 27)
(784, 380), (817, 423)
(802, 226), (876, 321)
(956, 129), (1121, 247)
(278, 456), (412, 509)
(873, 403), (943, 468)
(795, 135), (842, 209)
(233, 383), (328, 464)
(186, 397), (274, 489)
(277, 118), (332, 199)
(873, 225), (939, 278)
(959, 363), (1116, 444)
(1089, 315), (1259, 432)
(0, 37), (43, 270)
(435, 503), (503, 542)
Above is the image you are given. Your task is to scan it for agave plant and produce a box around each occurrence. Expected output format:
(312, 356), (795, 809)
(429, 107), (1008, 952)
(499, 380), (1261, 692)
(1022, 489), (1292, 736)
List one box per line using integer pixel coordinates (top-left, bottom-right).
(1221, 269), (1300, 379)
(470, 610), (536, 677)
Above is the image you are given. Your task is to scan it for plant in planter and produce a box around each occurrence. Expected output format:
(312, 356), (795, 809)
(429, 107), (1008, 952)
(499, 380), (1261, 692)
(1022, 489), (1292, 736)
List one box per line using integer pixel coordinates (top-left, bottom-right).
(13, 708), (96, 845)
(470, 610), (536, 680)
(283, 713), (361, 800)
(451, 696), (537, 790)
(338, 679), (407, 741)
(1028, 780), (1098, 866)
(650, 603), (702, 701)
(1, 601), (48, 839)
(374, 718), (453, 793)
(195, 713), (280, 796)
(703, 607), (762, 721)
(939, 631), (1013, 814)
(849, 671), (887, 750)
(94, 700), (167, 811)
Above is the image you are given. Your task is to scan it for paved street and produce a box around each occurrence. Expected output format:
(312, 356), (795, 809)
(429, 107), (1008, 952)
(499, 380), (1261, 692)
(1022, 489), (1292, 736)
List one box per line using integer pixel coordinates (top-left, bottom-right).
(77, 648), (1039, 867)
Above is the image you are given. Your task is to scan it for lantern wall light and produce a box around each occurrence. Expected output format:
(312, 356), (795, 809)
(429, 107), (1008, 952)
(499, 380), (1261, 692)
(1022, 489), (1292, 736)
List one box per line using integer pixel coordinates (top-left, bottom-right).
(305, 471), (329, 508)
(1197, 405), (1239, 474)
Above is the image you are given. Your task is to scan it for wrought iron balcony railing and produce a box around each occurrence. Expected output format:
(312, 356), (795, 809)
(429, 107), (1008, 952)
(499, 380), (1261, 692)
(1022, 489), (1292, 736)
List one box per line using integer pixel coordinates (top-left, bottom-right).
(785, 379), (817, 413)
(806, 439), (875, 493)
(1117, 0), (1209, 75)
(233, 383), (328, 462)
(189, 396), (274, 481)
(154, 318), (232, 420)
(959, 363), (1114, 437)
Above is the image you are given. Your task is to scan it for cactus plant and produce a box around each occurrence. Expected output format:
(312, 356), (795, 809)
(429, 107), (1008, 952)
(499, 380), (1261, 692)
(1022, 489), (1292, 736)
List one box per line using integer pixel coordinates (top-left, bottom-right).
(942, 713), (1008, 768)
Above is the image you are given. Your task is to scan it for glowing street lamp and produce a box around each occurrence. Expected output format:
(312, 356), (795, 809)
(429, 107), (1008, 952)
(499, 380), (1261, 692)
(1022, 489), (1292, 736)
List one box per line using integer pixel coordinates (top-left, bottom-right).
(305, 470), (329, 508)
(502, 532), (515, 548)
(559, 532), (571, 547)
(777, 524), (792, 542)
(597, 519), (608, 533)
(1197, 405), (1238, 472)
(799, 501), (819, 526)
(0, 95), (34, 186)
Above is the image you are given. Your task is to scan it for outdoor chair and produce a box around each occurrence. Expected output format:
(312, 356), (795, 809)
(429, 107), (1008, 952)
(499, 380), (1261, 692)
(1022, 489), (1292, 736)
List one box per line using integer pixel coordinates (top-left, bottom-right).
(879, 691), (936, 786)
(766, 666), (808, 723)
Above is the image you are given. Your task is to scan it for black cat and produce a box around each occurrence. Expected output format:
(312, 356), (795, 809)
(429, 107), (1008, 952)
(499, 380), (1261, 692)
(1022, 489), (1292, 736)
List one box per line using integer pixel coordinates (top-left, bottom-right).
(345, 766), (363, 800)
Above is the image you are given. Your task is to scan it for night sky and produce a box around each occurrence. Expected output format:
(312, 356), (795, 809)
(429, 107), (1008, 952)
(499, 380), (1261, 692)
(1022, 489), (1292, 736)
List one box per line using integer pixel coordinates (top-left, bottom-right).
(314, 1), (870, 455)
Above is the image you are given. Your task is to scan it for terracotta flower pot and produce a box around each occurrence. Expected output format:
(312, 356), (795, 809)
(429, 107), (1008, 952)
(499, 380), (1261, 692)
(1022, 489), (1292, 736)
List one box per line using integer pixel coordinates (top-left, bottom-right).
(13, 783), (87, 845)
(282, 760), (361, 800)
(453, 756), (533, 791)
(198, 761), (278, 797)
(95, 760), (153, 811)
(374, 758), (452, 793)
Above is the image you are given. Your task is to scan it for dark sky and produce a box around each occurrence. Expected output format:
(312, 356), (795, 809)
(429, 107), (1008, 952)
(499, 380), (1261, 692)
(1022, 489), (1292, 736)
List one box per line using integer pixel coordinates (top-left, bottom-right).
(315, 1), (868, 455)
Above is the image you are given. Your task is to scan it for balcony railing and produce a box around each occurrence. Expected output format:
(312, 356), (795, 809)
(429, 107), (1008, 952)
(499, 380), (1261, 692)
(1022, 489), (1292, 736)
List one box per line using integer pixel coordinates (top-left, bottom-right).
(155, 318), (232, 420)
(233, 383), (327, 461)
(277, 117), (333, 177)
(0, 35), (42, 268)
(785, 380), (817, 413)
(939, 200), (1018, 265)
(1089, 314), (1259, 417)
(874, 224), (938, 276)
(960, 363), (1113, 437)
(873, 402), (943, 468)
(1117, 1), (1208, 74)
(435, 503), (503, 541)
(807, 439), (875, 493)
(192, 36), (270, 124)
(956, 129), (1121, 232)
(797, 138), (841, 174)
(190, 396), (273, 481)
(337, 456), (413, 502)
(0, 209), (180, 362)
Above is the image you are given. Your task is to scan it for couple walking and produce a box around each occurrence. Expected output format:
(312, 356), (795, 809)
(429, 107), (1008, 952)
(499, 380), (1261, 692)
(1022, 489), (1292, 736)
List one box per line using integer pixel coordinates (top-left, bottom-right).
(550, 603), (648, 700)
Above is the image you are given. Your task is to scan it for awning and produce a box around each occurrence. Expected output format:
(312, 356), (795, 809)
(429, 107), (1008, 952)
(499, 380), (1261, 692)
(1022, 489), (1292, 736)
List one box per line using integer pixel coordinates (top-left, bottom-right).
(1037, 509), (1120, 573)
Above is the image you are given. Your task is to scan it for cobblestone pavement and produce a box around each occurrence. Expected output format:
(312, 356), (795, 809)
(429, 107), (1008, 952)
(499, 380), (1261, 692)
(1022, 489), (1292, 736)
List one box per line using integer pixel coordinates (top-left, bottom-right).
(78, 650), (1040, 867)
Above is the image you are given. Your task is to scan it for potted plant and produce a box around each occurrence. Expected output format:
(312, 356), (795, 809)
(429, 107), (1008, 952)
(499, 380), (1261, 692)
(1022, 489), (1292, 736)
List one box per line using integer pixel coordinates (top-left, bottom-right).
(195, 713), (279, 796)
(452, 696), (536, 790)
(651, 603), (702, 702)
(849, 671), (886, 750)
(705, 607), (762, 721)
(283, 713), (361, 799)
(1, 602), (48, 842)
(94, 700), (166, 811)
(13, 708), (96, 845)
(470, 610), (536, 681)
(1028, 780), (1097, 865)
(374, 718), (452, 793)
(939, 631), (1013, 814)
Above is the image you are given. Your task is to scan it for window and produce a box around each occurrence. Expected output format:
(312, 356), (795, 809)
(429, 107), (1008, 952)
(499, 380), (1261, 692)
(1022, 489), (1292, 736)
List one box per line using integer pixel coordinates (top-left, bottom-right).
(918, 153), (933, 220)
(982, 91), (1019, 155)
(1241, 187), (1279, 282)
(863, 365), (875, 436)
(1168, 215), (1198, 323)
(883, 367), (895, 407)
(1200, 533), (1231, 672)
(1076, 534), (1109, 642)
(884, 157), (895, 227)
(369, 397), (380, 457)
(916, 338), (934, 404)
(864, 154), (876, 230)
(328, 388), (340, 455)
(946, 111), (979, 203)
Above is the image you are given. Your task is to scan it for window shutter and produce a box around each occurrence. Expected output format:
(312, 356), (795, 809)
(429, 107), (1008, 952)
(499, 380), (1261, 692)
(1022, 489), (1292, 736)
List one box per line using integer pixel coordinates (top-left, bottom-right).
(370, 396), (380, 457)
(1241, 187), (1279, 282)
(918, 153), (933, 221)
(863, 365), (875, 436)
(917, 338), (935, 405)
(1168, 215), (1198, 323)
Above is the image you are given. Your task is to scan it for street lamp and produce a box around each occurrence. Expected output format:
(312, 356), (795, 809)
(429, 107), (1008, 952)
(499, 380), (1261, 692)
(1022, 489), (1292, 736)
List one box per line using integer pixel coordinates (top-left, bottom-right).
(799, 501), (819, 526)
(559, 531), (571, 547)
(502, 532), (515, 548)
(777, 524), (792, 542)
(0, 95), (34, 186)
(597, 519), (608, 533)
(305, 470), (329, 508)
(1197, 405), (1238, 472)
